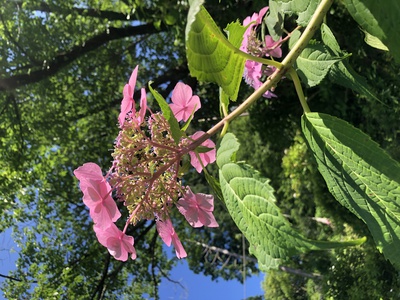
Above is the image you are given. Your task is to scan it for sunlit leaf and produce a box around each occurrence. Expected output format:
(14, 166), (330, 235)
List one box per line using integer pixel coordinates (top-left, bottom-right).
(217, 133), (366, 271)
(302, 112), (400, 269)
(186, 5), (246, 100)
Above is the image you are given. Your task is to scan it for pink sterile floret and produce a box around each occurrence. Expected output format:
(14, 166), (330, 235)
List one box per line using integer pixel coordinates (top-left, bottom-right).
(177, 187), (218, 228)
(82, 179), (121, 227)
(265, 35), (282, 58)
(74, 163), (121, 227)
(188, 131), (216, 173)
(169, 82), (201, 122)
(156, 218), (187, 259)
(119, 65), (139, 127)
(94, 223), (137, 261)
(240, 6), (269, 53)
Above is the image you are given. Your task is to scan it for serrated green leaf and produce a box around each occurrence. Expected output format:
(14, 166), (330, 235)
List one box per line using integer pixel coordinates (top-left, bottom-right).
(148, 82), (182, 144)
(320, 24), (381, 102)
(266, 1), (285, 41)
(295, 43), (343, 87)
(225, 21), (246, 49)
(302, 112), (400, 269)
(342, 0), (400, 62)
(186, 6), (246, 100)
(270, 0), (321, 27)
(217, 133), (366, 271)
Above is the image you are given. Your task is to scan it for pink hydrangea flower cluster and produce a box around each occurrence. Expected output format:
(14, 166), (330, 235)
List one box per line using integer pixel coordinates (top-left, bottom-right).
(241, 6), (283, 98)
(74, 67), (218, 261)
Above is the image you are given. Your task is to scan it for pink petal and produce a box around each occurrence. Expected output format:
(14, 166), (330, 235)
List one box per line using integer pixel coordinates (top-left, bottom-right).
(118, 66), (139, 127)
(82, 179), (121, 225)
(195, 193), (214, 212)
(156, 219), (173, 246)
(177, 188), (218, 228)
(169, 104), (186, 122)
(93, 223), (136, 262)
(170, 82), (201, 122)
(188, 132), (216, 173)
(128, 66), (139, 92)
(256, 6), (269, 24)
(156, 219), (187, 259)
(137, 88), (147, 124)
(74, 163), (103, 182)
(119, 84), (135, 127)
(171, 233), (187, 259)
(198, 210), (219, 228)
(171, 82), (193, 106)
(265, 35), (282, 58)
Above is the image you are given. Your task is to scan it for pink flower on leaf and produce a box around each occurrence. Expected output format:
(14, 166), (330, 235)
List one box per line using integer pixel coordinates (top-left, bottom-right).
(94, 223), (137, 261)
(169, 82), (201, 122)
(156, 219), (187, 259)
(188, 131), (216, 173)
(119, 66), (139, 127)
(177, 187), (218, 228)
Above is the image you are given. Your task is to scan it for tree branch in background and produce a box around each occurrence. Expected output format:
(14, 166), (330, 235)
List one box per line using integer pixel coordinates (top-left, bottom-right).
(0, 273), (38, 283)
(91, 253), (111, 300)
(13, 1), (160, 21)
(188, 240), (322, 279)
(0, 14), (41, 67)
(0, 24), (166, 92)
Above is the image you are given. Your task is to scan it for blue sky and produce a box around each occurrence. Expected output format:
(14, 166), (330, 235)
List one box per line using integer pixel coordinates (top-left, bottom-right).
(0, 228), (264, 299)
(159, 260), (264, 300)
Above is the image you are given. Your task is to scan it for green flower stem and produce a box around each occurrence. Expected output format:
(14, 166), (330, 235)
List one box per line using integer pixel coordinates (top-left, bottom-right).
(288, 68), (310, 113)
(189, 0), (333, 149)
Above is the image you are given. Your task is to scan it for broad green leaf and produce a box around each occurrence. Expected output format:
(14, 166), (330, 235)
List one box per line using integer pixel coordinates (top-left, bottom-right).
(320, 24), (381, 102)
(295, 43), (343, 87)
(302, 112), (400, 269)
(342, 0), (400, 62)
(217, 133), (366, 271)
(269, 0), (321, 27)
(148, 82), (182, 144)
(186, 6), (246, 100)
